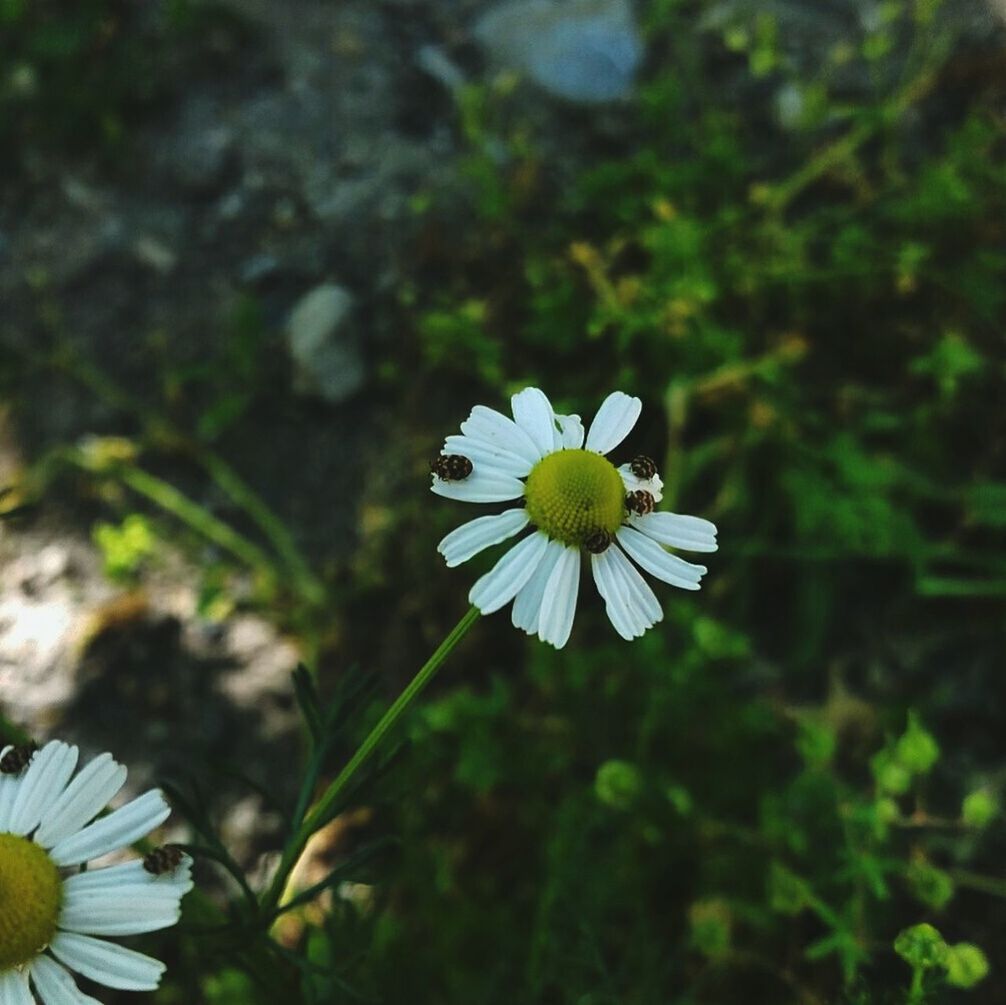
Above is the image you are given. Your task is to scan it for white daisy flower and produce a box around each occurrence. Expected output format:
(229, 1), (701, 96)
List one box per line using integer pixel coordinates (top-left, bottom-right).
(432, 387), (718, 648)
(0, 740), (193, 1003)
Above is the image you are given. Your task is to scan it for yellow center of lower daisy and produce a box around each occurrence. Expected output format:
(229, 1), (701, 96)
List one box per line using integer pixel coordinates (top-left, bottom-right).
(524, 449), (625, 546)
(0, 833), (61, 970)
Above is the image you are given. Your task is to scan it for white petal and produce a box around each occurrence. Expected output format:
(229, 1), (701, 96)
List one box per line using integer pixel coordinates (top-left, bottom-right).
(469, 531), (549, 614)
(511, 539), (565, 634)
(437, 509), (530, 568)
(585, 392), (642, 455)
(629, 511), (718, 553)
(0, 773), (19, 833)
(555, 413), (585, 450)
(537, 547), (580, 649)
(443, 434), (533, 479)
(615, 526), (706, 590)
(591, 548), (639, 640)
(49, 933), (165, 992)
(48, 790), (170, 867)
(461, 405), (542, 464)
(511, 387), (558, 458)
(607, 543), (663, 628)
(9, 741), (78, 836)
(30, 955), (103, 1005)
(431, 470), (526, 503)
(59, 878), (189, 936)
(62, 856), (192, 895)
(36, 754), (127, 848)
(0, 969), (32, 1005)
(617, 464), (664, 504)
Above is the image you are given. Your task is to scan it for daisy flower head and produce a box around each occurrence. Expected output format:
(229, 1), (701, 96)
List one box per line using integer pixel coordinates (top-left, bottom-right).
(0, 740), (193, 1002)
(432, 388), (718, 649)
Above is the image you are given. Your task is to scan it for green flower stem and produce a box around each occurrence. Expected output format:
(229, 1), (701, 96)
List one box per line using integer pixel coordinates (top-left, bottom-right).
(261, 605), (482, 914)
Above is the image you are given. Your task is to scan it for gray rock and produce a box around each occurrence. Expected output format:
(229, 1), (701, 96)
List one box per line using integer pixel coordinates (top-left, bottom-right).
(474, 0), (643, 103)
(171, 124), (236, 194)
(284, 283), (365, 404)
(133, 235), (178, 274)
(239, 252), (281, 285)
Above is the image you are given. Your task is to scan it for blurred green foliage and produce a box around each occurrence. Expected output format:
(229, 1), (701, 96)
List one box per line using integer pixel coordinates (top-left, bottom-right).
(0, 0), (242, 159)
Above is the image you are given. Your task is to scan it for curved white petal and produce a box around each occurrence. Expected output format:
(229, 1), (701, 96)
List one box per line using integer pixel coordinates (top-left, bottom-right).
(443, 434), (533, 479)
(537, 547), (581, 649)
(629, 511), (718, 553)
(9, 741), (78, 836)
(461, 405), (542, 464)
(617, 464), (664, 504)
(0, 969), (32, 1005)
(0, 772), (19, 834)
(591, 544), (663, 639)
(59, 894), (185, 937)
(437, 509), (530, 568)
(511, 538), (565, 634)
(36, 753), (128, 849)
(431, 471), (526, 503)
(607, 544), (663, 629)
(61, 856), (192, 895)
(555, 413), (585, 450)
(30, 954), (103, 1005)
(585, 392), (642, 455)
(469, 531), (549, 614)
(511, 387), (558, 458)
(49, 933), (165, 992)
(615, 527), (706, 590)
(591, 548), (641, 640)
(59, 855), (192, 937)
(48, 790), (170, 867)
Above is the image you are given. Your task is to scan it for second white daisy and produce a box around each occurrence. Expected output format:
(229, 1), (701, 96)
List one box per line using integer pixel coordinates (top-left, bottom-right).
(0, 740), (193, 1003)
(432, 387), (718, 649)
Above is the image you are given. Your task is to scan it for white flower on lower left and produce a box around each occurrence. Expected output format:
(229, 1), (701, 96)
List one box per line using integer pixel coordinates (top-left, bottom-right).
(0, 740), (193, 1003)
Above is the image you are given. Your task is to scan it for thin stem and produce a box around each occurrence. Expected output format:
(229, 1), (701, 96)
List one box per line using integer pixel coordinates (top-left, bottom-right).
(951, 868), (1006, 900)
(261, 605), (482, 913)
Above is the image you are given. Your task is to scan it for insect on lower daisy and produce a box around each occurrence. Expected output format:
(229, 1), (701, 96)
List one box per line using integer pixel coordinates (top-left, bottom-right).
(432, 387), (718, 648)
(0, 740), (193, 1002)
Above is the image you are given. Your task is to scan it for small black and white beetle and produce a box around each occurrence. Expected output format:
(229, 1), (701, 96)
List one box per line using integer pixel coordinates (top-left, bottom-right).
(431, 454), (474, 481)
(0, 742), (39, 775)
(584, 530), (614, 554)
(629, 455), (658, 480)
(143, 844), (185, 876)
(625, 490), (655, 516)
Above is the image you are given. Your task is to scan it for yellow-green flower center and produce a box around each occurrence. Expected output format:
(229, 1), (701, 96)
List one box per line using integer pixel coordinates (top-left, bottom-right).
(524, 449), (625, 546)
(0, 833), (61, 970)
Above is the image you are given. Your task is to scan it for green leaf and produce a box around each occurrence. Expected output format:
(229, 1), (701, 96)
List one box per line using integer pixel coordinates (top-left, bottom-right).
(768, 861), (810, 915)
(906, 861), (955, 911)
(895, 712), (940, 775)
(962, 789), (998, 828)
(595, 760), (643, 811)
(894, 923), (948, 970)
(944, 943), (990, 989)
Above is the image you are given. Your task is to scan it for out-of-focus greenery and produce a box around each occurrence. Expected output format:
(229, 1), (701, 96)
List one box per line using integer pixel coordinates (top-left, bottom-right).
(3, 0), (1005, 1002)
(349, 1), (1005, 1001)
(0, 0), (242, 158)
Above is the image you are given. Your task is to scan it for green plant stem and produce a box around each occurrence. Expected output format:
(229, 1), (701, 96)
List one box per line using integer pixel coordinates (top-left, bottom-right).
(951, 869), (1006, 900)
(260, 605), (482, 914)
(47, 347), (324, 606)
(766, 63), (941, 213)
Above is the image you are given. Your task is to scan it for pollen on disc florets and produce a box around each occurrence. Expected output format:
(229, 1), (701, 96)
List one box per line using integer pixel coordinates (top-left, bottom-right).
(0, 833), (61, 970)
(524, 449), (626, 547)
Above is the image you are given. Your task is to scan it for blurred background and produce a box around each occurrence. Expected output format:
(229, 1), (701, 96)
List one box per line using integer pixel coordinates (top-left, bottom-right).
(1, 0), (1005, 1002)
